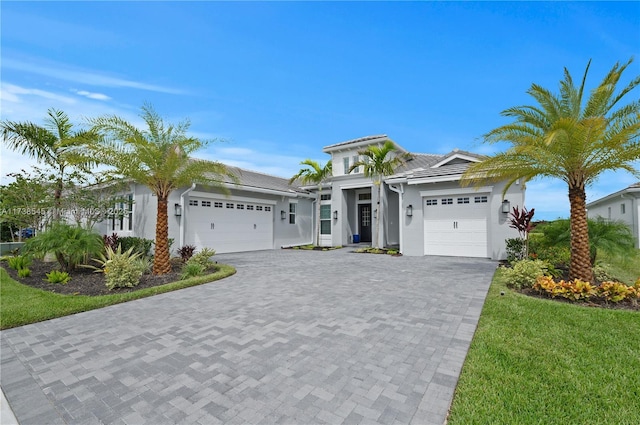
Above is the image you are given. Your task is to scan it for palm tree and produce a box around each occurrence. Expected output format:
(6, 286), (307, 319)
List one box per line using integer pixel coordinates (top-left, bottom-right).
(1, 109), (97, 217)
(462, 59), (640, 281)
(349, 140), (410, 248)
(290, 159), (332, 246)
(89, 104), (232, 275)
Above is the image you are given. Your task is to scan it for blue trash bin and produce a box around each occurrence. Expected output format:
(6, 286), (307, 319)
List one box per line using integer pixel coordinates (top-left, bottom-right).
(353, 234), (360, 243)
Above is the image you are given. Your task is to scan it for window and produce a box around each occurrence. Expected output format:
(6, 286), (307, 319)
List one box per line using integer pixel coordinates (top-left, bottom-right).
(189, 199), (198, 206)
(111, 194), (133, 231)
(126, 194), (133, 231)
(256, 206), (263, 211)
(320, 204), (331, 235)
(214, 202), (223, 208)
(608, 207), (611, 219)
(343, 157), (350, 174)
(621, 203), (626, 214)
(265, 206), (271, 212)
(474, 196), (488, 203)
(247, 205), (254, 211)
(226, 203), (234, 209)
(237, 204), (244, 210)
(320, 193), (331, 201)
(289, 203), (296, 224)
(426, 199), (437, 206)
(442, 198), (453, 205)
(358, 193), (372, 201)
(202, 201), (211, 207)
(352, 155), (360, 173)
(457, 197), (469, 204)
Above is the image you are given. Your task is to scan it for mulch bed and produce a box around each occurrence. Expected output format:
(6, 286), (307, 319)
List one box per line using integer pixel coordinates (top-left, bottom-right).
(3, 259), (183, 296)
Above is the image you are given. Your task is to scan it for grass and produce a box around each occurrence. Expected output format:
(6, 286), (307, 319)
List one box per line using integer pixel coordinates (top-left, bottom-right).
(597, 248), (640, 285)
(0, 264), (235, 330)
(448, 267), (640, 424)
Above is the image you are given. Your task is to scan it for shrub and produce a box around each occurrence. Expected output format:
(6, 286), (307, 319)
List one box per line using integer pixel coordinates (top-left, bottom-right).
(178, 245), (196, 262)
(23, 223), (103, 272)
(598, 281), (634, 303)
(180, 262), (205, 280)
(45, 270), (71, 285)
(119, 237), (153, 258)
(187, 248), (216, 270)
(535, 276), (639, 303)
(17, 268), (31, 278)
(530, 244), (571, 267)
(7, 255), (31, 271)
(92, 245), (145, 290)
(103, 233), (120, 252)
(505, 238), (526, 262)
(501, 259), (552, 290)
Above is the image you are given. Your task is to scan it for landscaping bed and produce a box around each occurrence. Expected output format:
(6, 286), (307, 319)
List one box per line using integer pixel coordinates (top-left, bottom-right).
(3, 259), (190, 296)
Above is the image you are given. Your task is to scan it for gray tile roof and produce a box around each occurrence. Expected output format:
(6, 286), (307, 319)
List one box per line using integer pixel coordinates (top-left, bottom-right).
(204, 165), (309, 195)
(387, 150), (484, 181)
(323, 134), (389, 151)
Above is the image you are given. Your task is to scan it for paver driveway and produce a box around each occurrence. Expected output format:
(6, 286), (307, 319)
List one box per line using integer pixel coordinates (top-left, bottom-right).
(1, 249), (497, 425)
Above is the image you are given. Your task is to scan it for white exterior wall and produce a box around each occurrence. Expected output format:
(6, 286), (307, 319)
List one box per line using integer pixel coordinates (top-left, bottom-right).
(400, 180), (524, 260)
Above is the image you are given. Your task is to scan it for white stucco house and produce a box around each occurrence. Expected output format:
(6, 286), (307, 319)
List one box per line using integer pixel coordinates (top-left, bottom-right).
(586, 182), (640, 248)
(98, 135), (525, 259)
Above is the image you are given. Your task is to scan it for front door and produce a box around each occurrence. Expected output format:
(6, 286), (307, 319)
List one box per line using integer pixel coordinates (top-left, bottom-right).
(358, 204), (372, 243)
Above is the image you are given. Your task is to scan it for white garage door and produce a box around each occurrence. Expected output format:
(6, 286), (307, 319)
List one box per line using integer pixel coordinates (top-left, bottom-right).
(423, 195), (489, 258)
(185, 198), (273, 253)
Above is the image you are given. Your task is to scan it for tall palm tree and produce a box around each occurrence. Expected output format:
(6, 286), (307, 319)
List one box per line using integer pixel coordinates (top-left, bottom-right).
(349, 140), (410, 248)
(290, 159), (332, 246)
(1, 109), (97, 217)
(462, 59), (640, 281)
(89, 104), (232, 275)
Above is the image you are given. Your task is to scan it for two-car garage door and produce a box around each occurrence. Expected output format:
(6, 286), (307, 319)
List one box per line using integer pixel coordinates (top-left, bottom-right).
(185, 197), (274, 253)
(423, 194), (489, 258)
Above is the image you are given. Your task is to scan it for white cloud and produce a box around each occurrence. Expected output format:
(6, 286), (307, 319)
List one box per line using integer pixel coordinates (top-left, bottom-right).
(3, 57), (185, 95)
(73, 90), (111, 101)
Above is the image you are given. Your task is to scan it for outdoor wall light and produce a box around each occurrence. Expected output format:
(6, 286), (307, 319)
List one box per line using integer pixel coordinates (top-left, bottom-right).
(280, 210), (286, 220)
(406, 204), (413, 217)
(174, 203), (182, 216)
(333, 210), (338, 220)
(501, 199), (511, 214)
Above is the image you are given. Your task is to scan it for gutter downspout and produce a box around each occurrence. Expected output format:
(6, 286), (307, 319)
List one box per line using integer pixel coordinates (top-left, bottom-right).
(388, 183), (404, 254)
(179, 183), (197, 249)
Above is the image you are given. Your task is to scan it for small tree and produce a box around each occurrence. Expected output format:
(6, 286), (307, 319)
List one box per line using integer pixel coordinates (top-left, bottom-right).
(508, 206), (535, 259)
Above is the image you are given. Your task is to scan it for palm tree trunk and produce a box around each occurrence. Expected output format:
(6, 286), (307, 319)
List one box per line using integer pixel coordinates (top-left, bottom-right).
(153, 196), (172, 275)
(568, 185), (593, 282)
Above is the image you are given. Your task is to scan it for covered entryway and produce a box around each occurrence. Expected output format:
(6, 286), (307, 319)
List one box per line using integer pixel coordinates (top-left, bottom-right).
(358, 204), (372, 243)
(423, 194), (489, 257)
(185, 197), (274, 253)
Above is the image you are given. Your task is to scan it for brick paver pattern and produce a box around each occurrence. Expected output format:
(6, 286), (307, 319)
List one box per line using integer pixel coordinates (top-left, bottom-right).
(1, 249), (496, 425)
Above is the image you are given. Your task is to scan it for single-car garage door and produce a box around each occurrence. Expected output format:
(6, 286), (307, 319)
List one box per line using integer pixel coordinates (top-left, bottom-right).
(423, 195), (489, 258)
(185, 198), (274, 253)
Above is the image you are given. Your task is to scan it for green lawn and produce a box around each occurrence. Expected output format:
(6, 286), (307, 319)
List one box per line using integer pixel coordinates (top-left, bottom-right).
(448, 268), (640, 425)
(0, 265), (235, 330)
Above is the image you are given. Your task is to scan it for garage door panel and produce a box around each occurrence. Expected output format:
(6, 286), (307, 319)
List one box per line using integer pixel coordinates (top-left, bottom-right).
(423, 194), (489, 258)
(185, 199), (273, 253)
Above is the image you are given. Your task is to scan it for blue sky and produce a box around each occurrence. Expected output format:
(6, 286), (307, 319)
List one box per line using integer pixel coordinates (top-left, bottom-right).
(1, 1), (639, 220)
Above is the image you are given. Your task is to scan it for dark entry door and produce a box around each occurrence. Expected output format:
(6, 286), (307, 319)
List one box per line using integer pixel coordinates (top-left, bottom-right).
(358, 204), (372, 243)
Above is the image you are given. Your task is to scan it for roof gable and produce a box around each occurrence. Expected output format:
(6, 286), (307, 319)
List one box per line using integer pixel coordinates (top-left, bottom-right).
(431, 150), (484, 168)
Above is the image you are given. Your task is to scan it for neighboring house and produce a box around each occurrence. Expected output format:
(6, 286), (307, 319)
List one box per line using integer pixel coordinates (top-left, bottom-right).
(586, 182), (640, 249)
(98, 134), (525, 259)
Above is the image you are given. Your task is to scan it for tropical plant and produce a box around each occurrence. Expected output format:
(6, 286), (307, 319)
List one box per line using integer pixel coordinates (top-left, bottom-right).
(88, 104), (233, 275)
(349, 140), (410, 248)
(7, 255), (31, 271)
(1, 109), (97, 216)
(180, 262), (205, 280)
(91, 245), (146, 290)
(500, 259), (553, 290)
(45, 270), (71, 285)
(508, 206), (535, 258)
(177, 245), (196, 262)
(23, 222), (103, 272)
(17, 268), (31, 278)
(462, 59), (640, 282)
(289, 159), (332, 246)
(103, 233), (120, 252)
(187, 247), (216, 270)
(119, 237), (153, 258)
(535, 218), (635, 265)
